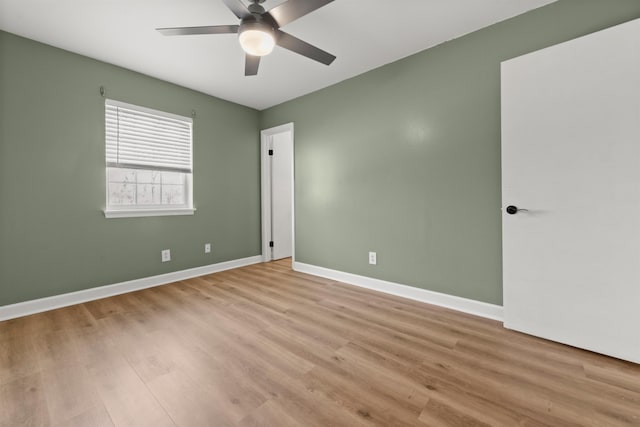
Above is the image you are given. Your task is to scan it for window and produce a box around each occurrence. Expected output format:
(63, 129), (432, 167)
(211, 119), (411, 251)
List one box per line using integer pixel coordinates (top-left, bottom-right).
(104, 99), (194, 218)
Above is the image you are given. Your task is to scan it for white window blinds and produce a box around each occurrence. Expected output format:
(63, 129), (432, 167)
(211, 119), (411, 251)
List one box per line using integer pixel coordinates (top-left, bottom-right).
(105, 99), (192, 173)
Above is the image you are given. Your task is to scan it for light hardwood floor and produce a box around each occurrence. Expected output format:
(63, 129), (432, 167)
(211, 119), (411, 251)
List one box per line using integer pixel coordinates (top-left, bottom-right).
(1, 258), (639, 426)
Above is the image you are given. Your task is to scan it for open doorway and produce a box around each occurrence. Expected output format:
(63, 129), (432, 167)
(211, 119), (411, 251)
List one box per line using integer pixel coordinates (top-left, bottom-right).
(261, 123), (294, 266)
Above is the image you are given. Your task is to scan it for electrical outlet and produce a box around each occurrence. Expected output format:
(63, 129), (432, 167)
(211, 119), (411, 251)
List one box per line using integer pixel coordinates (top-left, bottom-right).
(368, 251), (377, 265)
(161, 249), (171, 262)
(205, 243), (211, 254)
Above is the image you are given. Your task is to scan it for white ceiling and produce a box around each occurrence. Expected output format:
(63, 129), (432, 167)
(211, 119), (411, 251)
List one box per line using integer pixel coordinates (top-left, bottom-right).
(0, 0), (556, 110)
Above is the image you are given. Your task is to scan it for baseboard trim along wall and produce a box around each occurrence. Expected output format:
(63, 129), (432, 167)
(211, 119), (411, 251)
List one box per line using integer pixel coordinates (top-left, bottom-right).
(293, 262), (504, 322)
(1, 256), (503, 322)
(0, 255), (263, 321)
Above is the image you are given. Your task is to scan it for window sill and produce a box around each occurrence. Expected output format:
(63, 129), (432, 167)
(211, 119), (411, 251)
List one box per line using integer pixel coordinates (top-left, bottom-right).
(104, 208), (196, 219)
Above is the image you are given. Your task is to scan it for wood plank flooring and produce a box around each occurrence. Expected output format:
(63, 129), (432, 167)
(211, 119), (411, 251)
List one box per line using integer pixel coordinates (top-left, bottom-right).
(1, 258), (639, 426)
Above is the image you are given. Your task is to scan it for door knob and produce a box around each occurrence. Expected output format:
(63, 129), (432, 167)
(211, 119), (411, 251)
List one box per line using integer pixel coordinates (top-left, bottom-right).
(506, 205), (528, 215)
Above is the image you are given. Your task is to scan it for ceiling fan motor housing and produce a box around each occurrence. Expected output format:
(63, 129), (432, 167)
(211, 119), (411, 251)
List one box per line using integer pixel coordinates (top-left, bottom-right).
(241, 0), (276, 34)
(239, 20), (274, 36)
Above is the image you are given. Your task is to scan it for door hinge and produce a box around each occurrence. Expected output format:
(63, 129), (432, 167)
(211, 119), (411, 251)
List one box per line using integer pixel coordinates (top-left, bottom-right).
(268, 149), (273, 156)
(269, 241), (274, 248)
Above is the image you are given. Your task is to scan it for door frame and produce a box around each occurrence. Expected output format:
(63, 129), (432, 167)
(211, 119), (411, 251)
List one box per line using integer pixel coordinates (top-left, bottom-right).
(260, 122), (295, 263)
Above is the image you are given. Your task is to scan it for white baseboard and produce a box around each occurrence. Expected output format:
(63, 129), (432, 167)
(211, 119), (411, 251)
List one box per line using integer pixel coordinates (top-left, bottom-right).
(0, 255), (263, 321)
(293, 262), (504, 322)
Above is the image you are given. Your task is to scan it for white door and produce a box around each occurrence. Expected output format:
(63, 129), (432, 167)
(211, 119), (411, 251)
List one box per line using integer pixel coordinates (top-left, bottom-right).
(501, 18), (640, 363)
(261, 124), (294, 262)
(270, 131), (293, 260)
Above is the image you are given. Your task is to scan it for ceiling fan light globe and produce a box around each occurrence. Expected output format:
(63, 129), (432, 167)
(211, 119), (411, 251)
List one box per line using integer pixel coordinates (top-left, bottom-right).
(239, 29), (275, 56)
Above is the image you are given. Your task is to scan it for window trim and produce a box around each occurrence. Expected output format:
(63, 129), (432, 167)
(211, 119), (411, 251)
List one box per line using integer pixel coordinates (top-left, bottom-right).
(104, 207), (196, 219)
(103, 99), (194, 219)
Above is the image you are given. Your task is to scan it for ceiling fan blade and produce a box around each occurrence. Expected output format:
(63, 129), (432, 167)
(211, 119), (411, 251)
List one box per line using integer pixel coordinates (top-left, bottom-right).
(245, 54), (260, 76)
(157, 25), (239, 36)
(223, 0), (251, 19)
(275, 30), (335, 65)
(266, 0), (334, 28)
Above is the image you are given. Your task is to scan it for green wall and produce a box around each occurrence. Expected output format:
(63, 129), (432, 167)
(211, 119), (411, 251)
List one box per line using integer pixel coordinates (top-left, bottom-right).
(0, 31), (261, 306)
(261, 0), (640, 305)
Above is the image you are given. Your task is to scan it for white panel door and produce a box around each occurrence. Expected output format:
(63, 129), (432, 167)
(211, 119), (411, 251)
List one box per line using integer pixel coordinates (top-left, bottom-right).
(271, 131), (293, 260)
(501, 18), (640, 363)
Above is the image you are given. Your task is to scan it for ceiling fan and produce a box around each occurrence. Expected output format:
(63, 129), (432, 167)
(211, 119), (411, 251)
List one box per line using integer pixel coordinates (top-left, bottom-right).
(157, 0), (337, 76)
